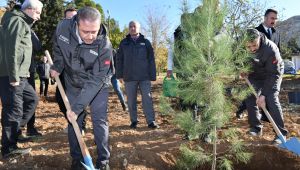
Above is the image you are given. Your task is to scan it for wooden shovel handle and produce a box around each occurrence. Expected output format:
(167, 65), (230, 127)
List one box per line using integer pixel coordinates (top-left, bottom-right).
(245, 78), (286, 142)
(45, 50), (91, 157)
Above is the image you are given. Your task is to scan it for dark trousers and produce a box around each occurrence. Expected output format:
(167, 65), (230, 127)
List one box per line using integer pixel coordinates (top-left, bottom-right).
(39, 78), (49, 97)
(0, 76), (38, 153)
(55, 75), (87, 128)
(125, 80), (155, 125)
(26, 72), (37, 130)
(67, 87), (110, 165)
(245, 79), (288, 136)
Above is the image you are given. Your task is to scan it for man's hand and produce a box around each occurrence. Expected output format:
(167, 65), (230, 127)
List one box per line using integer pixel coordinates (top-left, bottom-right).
(10, 81), (20, 86)
(240, 72), (248, 79)
(67, 110), (78, 122)
(166, 70), (173, 78)
(256, 95), (266, 108)
(118, 78), (124, 84)
(50, 69), (60, 78)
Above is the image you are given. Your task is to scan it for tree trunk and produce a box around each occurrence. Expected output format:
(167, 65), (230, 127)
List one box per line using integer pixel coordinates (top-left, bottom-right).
(211, 125), (217, 170)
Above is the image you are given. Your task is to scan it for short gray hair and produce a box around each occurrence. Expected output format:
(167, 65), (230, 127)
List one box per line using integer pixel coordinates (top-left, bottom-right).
(21, 0), (43, 10)
(77, 7), (101, 23)
(129, 21), (140, 28)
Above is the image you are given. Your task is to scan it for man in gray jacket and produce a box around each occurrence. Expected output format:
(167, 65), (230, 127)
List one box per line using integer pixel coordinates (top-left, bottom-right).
(50, 7), (112, 170)
(0, 0), (42, 158)
(243, 29), (287, 144)
(116, 21), (158, 129)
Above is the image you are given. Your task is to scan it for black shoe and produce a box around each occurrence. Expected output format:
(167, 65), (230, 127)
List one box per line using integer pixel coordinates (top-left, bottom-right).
(70, 159), (85, 170)
(18, 133), (34, 143)
(2, 145), (31, 158)
(96, 163), (110, 170)
(26, 128), (42, 137)
(148, 122), (159, 129)
(236, 111), (244, 119)
(121, 103), (128, 111)
(248, 127), (262, 137)
(130, 121), (138, 129)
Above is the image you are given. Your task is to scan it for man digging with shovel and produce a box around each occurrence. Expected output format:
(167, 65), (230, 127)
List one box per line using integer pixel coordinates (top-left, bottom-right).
(50, 7), (112, 170)
(242, 28), (288, 144)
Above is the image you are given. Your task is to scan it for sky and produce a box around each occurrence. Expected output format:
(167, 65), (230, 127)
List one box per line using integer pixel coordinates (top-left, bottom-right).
(0, 0), (298, 31)
(96, 0), (299, 32)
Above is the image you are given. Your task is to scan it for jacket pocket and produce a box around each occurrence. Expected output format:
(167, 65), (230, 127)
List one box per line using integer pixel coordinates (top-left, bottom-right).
(79, 49), (99, 71)
(137, 45), (147, 60)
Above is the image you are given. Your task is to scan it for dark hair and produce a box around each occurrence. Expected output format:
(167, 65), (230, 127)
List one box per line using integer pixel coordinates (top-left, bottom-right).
(264, 9), (278, 17)
(64, 7), (77, 18)
(245, 28), (260, 42)
(76, 6), (101, 24)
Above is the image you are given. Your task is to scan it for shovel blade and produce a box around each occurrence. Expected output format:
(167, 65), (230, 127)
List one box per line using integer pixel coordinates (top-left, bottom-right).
(279, 137), (300, 156)
(81, 155), (96, 170)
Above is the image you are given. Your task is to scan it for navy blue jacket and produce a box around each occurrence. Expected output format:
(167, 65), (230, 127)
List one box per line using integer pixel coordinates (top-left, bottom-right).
(51, 16), (113, 115)
(116, 34), (156, 81)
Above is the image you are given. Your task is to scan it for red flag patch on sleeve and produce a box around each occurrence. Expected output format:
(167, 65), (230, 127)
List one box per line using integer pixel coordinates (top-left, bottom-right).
(272, 57), (278, 64)
(104, 60), (111, 65)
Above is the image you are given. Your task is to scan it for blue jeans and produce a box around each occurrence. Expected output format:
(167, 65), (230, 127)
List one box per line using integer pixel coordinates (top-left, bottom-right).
(0, 76), (38, 154)
(111, 75), (125, 104)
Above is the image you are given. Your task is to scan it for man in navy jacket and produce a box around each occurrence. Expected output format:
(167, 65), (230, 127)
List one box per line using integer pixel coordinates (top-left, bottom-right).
(116, 21), (158, 129)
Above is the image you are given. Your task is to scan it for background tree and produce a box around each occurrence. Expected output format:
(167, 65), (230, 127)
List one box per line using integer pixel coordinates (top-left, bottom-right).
(143, 6), (170, 74)
(172, 0), (252, 169)
(287, 38), (300, 54)
(225, 0), (267, 39)
(106, 18), (127, 49)
(32, 0), (65, 56)
(74, 0), (105, 22)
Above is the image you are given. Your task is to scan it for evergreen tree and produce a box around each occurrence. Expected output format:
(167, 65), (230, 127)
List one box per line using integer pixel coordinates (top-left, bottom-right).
(32, 0), (65, 56)
(106, 18), (126, 49)
(74, 0), (105, 22)
(173, 0), (252, 169)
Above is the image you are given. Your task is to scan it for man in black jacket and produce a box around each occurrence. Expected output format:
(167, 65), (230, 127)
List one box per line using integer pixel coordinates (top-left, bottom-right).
(256, 9), (280, 50)
(22, 30), (43, 137)
(116, 21), (158, 129)
(237, 9), (281, 119)
(50, 7), (112, 170)
(243, 29), (287, 144)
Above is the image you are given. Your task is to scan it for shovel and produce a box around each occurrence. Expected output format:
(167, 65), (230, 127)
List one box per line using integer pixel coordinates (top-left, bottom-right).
(45, 50), (96, 170)
(245, 78), (300, 156)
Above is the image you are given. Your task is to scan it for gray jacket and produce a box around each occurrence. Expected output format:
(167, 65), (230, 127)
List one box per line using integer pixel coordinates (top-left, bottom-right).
(248, 34), (283, 96)
(51, 17), (113, 115)
(116, 34), (156, 81)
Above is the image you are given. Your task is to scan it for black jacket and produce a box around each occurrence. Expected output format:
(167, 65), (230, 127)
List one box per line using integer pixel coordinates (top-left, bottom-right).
(51, 16), (113, 115)
(37, 62), (50, 79)
(256, 24), (280, 51)
(248, 34), (283, 96)
(116, 34), (156, 81)
(29, 30), (42, 73)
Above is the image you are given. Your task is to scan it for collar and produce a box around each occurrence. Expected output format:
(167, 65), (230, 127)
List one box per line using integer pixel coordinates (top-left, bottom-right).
(75, 23), (83, 44)
(130, 33), (140, 40)
(262, 24), (270, 33)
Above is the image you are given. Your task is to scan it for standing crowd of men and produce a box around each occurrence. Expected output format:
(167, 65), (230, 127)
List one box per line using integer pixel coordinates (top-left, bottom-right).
(0, 0), (290, 169)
